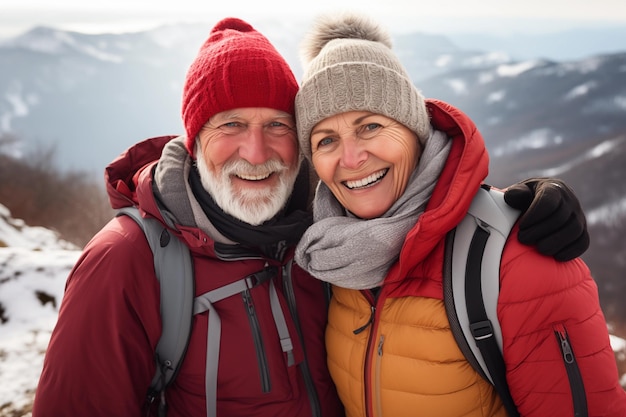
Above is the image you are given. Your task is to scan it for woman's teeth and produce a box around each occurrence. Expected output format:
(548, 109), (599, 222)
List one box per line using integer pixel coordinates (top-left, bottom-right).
(344, 169), (388, 189)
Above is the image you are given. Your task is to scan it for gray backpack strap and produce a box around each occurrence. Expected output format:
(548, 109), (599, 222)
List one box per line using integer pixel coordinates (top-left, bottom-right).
(443, 186), (520, 416)
(268, 279), (295, 366)
(118, 207), (297, 417)
(194, 282), (247, 417)
(193, 267), (280, 417)
(117, 207), (195, 414)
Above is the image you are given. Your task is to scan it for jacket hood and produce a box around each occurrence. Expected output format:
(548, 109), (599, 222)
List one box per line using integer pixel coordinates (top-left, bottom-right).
(388, 99), (489, 281)
(105, 135), (176, 212)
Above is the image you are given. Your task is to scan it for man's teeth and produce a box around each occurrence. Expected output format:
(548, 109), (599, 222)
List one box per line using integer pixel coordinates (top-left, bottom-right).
(345, 169), (387, 189)
(237, 172), (272, 181)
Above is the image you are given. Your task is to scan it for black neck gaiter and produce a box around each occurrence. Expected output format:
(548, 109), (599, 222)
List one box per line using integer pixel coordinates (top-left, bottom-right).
(188, 165), (312, 260)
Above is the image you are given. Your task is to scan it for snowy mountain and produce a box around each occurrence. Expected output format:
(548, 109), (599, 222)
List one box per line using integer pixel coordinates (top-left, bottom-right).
(0, 204), (624, 416)
(0, 22), (517, 173)
(0, 204), (80, 416)
(1, 23), (624, 176)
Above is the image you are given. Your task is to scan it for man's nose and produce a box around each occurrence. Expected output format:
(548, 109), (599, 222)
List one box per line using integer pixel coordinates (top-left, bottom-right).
(239, 125), (271, 165)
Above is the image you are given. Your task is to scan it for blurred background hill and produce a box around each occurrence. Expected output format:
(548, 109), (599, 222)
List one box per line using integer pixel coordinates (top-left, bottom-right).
(1, 20), (625, 325)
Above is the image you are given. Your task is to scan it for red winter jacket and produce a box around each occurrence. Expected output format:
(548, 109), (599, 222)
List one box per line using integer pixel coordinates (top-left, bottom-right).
(33, 136), (343, 417)
(324, 100), (626, 417)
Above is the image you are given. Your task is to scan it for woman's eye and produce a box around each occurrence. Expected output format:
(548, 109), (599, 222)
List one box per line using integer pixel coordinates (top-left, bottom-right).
(318, 137), (333, 148)
(360, 123), (383, 138)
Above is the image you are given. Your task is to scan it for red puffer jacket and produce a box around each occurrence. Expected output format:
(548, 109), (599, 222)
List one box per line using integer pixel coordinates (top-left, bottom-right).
(33, 136), (343, 417)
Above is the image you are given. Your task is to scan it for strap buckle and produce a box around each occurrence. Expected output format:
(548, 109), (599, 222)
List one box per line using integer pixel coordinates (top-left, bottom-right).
(470, 320), (494, 340)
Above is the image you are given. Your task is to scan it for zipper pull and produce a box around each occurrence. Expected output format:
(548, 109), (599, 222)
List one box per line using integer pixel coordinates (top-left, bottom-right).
(353, 305), (375, 334)
(556, 329), (575, 364)
(378, 335), (385, 356)
(243, 290), (255, 315)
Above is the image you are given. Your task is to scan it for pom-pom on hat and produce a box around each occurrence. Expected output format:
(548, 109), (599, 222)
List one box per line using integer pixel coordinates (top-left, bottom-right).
(182, 17), (299, 157)
(295, 13), (430, 161)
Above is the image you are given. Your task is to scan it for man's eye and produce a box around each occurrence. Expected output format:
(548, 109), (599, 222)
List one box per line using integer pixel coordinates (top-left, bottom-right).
(219, 122), (245, 134)
(267, 122), (293, 135)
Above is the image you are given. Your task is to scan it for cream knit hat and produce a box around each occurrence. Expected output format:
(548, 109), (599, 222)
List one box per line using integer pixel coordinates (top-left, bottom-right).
(295, 13), (430, 161)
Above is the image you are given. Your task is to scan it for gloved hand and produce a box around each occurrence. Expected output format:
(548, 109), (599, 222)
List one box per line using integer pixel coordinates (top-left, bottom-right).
(504, 178), (590, 261)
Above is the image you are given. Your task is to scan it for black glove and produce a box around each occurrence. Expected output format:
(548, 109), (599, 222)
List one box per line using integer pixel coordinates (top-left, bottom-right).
(503, 178), (590, 261)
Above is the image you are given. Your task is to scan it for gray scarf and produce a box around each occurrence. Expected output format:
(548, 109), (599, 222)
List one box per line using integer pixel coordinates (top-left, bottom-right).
(295, 129), (451, 289)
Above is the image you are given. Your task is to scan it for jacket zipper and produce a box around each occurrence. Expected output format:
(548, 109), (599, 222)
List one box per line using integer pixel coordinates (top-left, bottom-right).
(554, 324), (588, 417)
(242, 289), (271, 393)
(359, 290), (378, 417)
(282, 263), (321, 417)
(374, 335), (385, 417)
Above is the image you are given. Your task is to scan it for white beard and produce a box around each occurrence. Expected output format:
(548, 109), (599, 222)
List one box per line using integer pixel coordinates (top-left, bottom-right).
(195, 153), (301, 226)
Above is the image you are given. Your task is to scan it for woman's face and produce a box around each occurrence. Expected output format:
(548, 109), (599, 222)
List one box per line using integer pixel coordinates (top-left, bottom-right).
(310, 111), (421, 219)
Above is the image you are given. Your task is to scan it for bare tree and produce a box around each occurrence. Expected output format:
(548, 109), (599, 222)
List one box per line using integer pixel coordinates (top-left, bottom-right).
(0, 137), (113, 247)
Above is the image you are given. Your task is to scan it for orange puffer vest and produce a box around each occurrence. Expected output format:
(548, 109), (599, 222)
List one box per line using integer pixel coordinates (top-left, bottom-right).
(327, 285), (507, 417)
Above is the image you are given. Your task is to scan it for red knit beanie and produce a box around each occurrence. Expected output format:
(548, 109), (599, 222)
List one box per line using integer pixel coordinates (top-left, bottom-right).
(182, 17), (299, 157)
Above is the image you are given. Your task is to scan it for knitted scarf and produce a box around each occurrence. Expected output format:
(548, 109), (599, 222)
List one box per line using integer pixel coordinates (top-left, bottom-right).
(295, 129), (451, 289)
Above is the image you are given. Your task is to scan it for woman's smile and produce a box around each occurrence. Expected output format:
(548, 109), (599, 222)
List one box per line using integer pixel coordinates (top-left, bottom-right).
(342, 168), (389, 190)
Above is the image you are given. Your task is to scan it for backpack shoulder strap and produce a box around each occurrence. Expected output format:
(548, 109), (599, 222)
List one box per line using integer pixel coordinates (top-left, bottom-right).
(117, 206), (195, 410)
(443, 185), (521, 417)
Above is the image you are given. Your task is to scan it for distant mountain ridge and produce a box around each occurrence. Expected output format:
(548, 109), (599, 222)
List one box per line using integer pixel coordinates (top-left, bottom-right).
(447, 26), (626, 61)
(1, 23), (623, 172)
(0, 22), (625, 324)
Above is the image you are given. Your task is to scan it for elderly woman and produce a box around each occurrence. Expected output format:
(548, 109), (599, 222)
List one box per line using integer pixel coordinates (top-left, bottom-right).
(294, 13), (626, 417)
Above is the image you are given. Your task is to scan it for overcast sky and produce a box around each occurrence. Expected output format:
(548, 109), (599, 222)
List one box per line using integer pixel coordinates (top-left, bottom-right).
(2, 0), (626, 39)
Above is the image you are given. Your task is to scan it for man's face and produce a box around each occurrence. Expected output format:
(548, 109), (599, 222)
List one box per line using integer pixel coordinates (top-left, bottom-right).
(195, 107), (301, 225)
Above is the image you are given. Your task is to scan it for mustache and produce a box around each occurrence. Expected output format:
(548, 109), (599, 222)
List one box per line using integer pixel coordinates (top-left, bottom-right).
(222, 159), (288, 177)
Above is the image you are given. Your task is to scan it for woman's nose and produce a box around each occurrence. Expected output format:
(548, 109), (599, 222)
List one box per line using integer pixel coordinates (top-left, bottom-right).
(340, 136), (367, 169)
